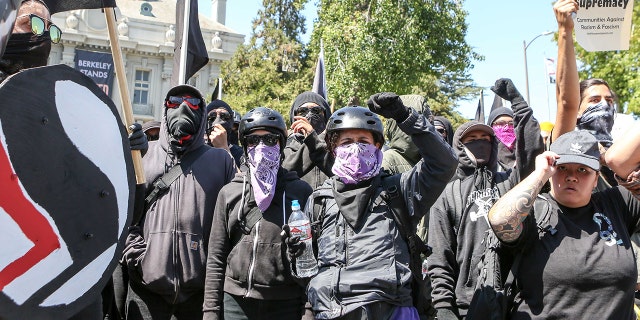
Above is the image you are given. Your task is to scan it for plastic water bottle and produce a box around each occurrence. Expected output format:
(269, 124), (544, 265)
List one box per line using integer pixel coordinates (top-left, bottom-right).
(288, 200), (318, 277)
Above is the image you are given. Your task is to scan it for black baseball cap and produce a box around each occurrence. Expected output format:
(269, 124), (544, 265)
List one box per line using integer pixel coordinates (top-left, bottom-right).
(550, 130), (601, 171)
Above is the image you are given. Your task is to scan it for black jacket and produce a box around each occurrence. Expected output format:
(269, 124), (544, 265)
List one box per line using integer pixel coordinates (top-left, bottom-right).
(203, 168), (313, 320)
(427, 97), (544, 317)
(282, 131), (334, 189)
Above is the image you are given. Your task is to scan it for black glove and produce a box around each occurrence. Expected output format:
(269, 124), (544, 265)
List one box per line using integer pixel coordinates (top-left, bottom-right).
(281, 224), (305, 259)
(490, 78), (524, 104)
(366, 92), (410, 121)
(128, 123), (148, 151)
(436, 308), (459, 320)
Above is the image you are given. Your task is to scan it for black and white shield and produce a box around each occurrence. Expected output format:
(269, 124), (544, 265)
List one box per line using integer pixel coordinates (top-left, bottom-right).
(0, 64), (135, 319)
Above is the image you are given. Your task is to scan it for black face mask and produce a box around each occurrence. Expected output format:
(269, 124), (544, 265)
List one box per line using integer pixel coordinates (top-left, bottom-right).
(0, 32), (51, 82)
(295, 106), (327, 133)
(577, 100), (615, 147)
(464, 139), (493, 167)
(166, 102), (203, 153)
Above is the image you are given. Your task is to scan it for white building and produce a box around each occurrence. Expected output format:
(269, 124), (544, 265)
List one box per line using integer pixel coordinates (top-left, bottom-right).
(49, 0), (243, 122)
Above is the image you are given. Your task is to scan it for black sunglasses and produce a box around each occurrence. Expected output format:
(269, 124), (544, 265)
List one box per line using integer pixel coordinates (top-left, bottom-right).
(436, 128), (446, 134)
(208, 111), (232, 122)
(245, 133), (280, 147)
(295, 106), (324, 116)
(26, 14), (62, 44)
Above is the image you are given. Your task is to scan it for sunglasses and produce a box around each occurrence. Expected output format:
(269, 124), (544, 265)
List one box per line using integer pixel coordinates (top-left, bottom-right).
(493, 120), (514, 127)
(165, 96), (201, 109)
(26, 14), (62, 44)
(245, 133), (280, 147)
(295, 106), (324, 116)
(208, 111), (232, 122)
(436, 128), (446, 134)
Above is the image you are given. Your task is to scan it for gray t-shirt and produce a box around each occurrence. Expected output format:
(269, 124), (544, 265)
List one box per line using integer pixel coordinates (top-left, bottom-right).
(512, 187), (640, 320)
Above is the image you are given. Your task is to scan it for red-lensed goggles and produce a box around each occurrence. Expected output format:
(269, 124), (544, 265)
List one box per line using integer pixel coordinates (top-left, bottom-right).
(165, 96), (201, 109)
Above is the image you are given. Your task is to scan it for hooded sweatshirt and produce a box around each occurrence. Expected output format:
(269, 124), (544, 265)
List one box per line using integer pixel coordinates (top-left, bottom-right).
(203, 168), (313, 320)
(122, 98), (236, 304)
(427, 116), (544, 317)
(283, 92), (333, 188)
(433, 116), (454, 146)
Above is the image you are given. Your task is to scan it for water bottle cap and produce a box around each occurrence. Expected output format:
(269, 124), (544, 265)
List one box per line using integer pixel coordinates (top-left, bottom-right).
(291, 199), (300, 210)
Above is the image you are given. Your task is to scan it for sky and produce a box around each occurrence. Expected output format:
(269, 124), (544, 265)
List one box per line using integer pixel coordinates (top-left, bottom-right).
(199, 0), (561, 123)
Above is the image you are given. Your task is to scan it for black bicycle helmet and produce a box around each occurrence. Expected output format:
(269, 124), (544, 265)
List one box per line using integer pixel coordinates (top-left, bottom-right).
(325, 106), (385, 148)
(239, 107), (287, 147)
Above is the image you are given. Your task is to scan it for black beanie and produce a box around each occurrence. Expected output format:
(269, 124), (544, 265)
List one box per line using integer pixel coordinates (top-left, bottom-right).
(206, 99), (233, 114)
(289, 91), (331, 123)
(487, 107), (514, 126)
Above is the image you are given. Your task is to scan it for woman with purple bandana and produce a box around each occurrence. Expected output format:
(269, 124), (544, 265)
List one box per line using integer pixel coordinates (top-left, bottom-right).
(203, 107), (313, 320)
(283, 93), (457, 320)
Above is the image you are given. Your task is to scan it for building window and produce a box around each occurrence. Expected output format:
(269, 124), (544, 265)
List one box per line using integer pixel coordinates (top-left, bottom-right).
(133, 69), (152, 115)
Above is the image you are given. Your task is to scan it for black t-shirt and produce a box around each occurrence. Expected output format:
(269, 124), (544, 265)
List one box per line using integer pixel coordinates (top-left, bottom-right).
(512, 187), (640, 320)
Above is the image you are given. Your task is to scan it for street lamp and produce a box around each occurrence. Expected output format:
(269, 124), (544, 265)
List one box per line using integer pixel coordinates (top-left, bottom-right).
(523, 31), (554, 104)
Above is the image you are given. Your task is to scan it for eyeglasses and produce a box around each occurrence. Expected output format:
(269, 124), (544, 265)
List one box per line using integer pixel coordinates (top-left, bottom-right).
(165, 96), (201, 109)
(25, 14), (62, 44)
(493, 120), (514, 127)
(436, 128), (446, 134)
(208, 111), (232, 122)
(295, 106), (324, 116)
(245, 133), (280, 147)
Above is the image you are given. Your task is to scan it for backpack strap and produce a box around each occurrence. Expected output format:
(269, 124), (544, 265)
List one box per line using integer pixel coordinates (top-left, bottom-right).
(136, 145), (208, 225)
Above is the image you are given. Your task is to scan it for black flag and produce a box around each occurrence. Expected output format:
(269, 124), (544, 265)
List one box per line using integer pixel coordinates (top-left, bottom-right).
(172, 0), (209, 86)
(474, 89), (485, 122)
(490, 93), (504, 113)
(43, 0), (117, 14)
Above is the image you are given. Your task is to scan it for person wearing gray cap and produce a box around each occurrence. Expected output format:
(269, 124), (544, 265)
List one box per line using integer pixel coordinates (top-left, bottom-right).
(486, 129), (640, 320)
(122, 84), (236, 320)
(427, 85), (544, 319)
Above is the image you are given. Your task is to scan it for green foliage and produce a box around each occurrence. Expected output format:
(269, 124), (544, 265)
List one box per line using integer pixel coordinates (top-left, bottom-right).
(573, 4), (640, 114)
(310, 0), (482, 112)
(220, 0), (313, 120)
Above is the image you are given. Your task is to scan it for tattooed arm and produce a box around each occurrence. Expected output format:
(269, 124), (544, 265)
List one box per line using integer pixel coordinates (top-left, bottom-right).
(488, 151), (558, 242)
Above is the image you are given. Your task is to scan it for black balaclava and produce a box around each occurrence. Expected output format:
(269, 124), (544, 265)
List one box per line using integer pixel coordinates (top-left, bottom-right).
(289, 91), (331, 134)
(0, 32), (51, 82)
(166, 99), (203, 154)
(577, 100), (615, 147)
(206, 100), (236, 144)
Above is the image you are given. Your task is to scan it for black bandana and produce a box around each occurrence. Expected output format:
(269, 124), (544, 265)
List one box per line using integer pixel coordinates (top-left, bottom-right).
(577, 100), (615, 147)
(166, 102), (203, 153)
(0, 32), (51, 82)
(464, 140), (493, 167)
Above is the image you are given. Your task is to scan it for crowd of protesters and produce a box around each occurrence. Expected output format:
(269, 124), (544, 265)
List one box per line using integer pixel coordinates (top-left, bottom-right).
(4, 0), (640, 319)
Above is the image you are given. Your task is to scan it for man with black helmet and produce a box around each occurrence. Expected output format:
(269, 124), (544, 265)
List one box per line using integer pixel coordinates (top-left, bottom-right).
(122, 84), (236, 320)
(283, 93), (456, 319)
(203, 107), (313, 320)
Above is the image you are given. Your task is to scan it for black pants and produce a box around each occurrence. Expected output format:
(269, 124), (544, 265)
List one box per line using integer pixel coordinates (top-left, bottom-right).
(223, 292), (304, 320)
(125, 282), (203, 320)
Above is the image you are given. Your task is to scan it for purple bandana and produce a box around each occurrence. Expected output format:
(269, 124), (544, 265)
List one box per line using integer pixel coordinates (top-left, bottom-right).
(247, 143), (280, 212)
(493, 124), (516, 150)
(332, 142), (383, 184)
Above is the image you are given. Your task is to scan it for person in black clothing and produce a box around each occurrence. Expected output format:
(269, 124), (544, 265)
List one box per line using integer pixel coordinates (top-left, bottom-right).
(487, 130), (640, 320)
(427, 78), (544, 320)
(206, 99), (243, 167)
(487, 107), (516, 171)
(282, 91), (333, 189)
(286, 94), (456, 320)
(203, 107), (313, 320)
(433, 116), (454, 146)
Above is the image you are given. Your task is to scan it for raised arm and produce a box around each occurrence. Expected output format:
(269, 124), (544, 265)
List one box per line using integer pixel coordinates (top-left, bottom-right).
(488, 151), (558, 242)
(604, 127), (640, 178)
(552, 0), (581, 142)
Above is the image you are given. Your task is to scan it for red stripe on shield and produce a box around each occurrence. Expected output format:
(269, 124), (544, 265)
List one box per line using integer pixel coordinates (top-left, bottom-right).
(0, 144), (61, 290)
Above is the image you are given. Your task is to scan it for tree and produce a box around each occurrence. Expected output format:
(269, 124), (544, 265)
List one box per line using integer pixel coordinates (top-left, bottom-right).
(573, 4), (640, 114)
(220, 0), (312, 119)
(310, 0), (481, 112)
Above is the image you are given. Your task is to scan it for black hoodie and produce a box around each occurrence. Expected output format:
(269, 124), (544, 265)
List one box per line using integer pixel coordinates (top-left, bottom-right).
(427, 111), (544, 317)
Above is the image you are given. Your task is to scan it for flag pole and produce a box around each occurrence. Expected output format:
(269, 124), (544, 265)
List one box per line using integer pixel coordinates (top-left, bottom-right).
(104, 8), (145, 184)
(178, 0), (190, 84)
